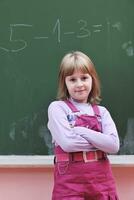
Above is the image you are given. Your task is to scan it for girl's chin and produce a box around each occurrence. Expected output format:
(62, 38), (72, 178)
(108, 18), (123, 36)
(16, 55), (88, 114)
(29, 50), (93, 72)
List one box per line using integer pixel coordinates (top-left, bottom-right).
(73, 98), (87, 103)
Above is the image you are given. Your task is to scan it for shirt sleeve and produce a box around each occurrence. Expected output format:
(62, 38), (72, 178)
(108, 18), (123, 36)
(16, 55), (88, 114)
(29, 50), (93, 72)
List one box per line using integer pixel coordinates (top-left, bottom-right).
(73, 107), (120, 154)
(47, 101), (94, 152)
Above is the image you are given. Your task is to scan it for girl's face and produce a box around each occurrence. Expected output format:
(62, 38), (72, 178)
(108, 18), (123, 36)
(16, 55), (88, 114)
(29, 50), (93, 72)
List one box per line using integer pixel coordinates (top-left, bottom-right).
(65, 70), (92, 103)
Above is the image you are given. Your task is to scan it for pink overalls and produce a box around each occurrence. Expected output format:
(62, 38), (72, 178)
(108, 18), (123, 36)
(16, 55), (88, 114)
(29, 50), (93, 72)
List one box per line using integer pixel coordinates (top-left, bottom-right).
(52, 100), (119, 200)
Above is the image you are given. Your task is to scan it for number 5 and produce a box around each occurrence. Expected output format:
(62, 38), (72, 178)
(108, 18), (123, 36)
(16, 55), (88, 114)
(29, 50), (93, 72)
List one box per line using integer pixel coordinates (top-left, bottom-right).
(10, 24), (32, 52)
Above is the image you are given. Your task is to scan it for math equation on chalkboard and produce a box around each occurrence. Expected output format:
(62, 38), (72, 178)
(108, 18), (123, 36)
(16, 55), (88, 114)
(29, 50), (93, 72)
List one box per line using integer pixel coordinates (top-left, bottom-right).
(0, 18), (133, 56)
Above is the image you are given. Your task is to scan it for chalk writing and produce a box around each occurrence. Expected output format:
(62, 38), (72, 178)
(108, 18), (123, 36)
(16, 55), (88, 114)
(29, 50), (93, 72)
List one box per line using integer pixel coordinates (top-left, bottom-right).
(53, 19), (61, 43)
(8, 110), (53, 154)
(112, 21), (122, 31)
(0, 18), (133, 56)
(64, 32), (75, 35)
(120, 118), (134, 154)
(9, 122), (16, 140)
(122, 41), (134, 57)
(10, 24), (33, 52)
(0, 24), (33, 53)
(77, 19), (91, 38)
(34, 36), (49, 39)
(92, 24), (102, 33)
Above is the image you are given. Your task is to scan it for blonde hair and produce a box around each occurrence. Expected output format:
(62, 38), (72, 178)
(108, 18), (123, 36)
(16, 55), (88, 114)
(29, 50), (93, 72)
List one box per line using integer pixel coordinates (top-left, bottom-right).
(57, 51), (101, 104)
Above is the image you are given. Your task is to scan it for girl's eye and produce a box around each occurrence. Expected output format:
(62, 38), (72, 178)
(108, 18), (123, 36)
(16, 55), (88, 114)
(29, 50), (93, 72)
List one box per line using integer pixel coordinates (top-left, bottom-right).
(70, 78), (76, 82)
(81, 76), (88, 80)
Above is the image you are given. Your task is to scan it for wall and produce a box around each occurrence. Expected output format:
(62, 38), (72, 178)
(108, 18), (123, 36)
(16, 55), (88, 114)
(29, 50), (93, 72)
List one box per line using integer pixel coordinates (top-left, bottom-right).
(0, 156), (134, 200)
(113, 167), (134, 200)
(0, 168), (53, 200)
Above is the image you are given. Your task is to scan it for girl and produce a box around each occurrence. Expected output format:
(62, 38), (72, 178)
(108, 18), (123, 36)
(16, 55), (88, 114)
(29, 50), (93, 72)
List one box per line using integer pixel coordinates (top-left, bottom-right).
(48, 51), (119, 200)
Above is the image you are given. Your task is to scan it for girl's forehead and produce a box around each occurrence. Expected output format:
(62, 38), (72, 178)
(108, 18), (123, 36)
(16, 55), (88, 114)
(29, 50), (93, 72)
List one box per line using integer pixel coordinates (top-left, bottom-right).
(71, 69), (88, 75)
(65, 67), (89, 76)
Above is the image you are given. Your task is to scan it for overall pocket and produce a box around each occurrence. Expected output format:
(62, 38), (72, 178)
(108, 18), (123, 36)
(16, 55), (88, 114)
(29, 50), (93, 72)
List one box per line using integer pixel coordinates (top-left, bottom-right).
(56, 161), (69, 175)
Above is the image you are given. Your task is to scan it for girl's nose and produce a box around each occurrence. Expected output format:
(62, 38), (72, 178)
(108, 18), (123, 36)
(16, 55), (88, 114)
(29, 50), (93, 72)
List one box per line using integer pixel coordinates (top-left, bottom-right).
(76, 79), (83, 87)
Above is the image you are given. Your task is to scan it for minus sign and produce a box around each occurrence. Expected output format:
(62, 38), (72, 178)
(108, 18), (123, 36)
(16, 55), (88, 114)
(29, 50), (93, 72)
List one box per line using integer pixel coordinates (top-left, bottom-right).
(34, 36), (49, 39)
(93, 30), (101, 32)
(64, 32), (75, 35)
(92, 25), (102, 27)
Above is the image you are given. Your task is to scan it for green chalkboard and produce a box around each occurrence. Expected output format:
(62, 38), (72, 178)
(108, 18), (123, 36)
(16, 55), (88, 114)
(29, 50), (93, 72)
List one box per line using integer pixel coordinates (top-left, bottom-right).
(0, 0), (134, 155)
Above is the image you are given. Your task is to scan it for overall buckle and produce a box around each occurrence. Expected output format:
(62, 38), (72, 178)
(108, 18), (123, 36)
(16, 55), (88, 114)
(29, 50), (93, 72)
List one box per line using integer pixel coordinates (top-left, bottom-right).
(83, 151), (97, 163)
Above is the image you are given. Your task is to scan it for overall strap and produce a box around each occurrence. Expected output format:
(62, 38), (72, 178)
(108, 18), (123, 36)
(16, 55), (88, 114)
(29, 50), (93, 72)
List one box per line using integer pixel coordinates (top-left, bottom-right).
(64, 100), (79, 112)
(92, 104), (102, 131)
(64, 100), (101, 117)
(92, 104), (101, 117)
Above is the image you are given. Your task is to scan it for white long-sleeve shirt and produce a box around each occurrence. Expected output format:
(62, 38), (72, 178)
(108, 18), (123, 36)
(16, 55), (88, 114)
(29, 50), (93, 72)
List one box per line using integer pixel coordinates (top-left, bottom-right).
(47, 99), (120, 154)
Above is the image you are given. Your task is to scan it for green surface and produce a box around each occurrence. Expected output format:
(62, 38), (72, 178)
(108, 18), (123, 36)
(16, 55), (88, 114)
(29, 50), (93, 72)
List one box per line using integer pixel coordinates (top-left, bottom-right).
(0, 0), (134, 154)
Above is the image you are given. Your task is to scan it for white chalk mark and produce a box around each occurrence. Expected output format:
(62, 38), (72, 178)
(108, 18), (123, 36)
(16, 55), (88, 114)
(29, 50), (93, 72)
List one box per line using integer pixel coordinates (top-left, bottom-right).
(120, 118), (134, 154)
(126, 46), (134, 57)
(0, 47), (10, 52)
(9, 122), (16, 140)
(77, 19), (91, 38)
(64, 32), (75, 35)
(106, 18), (110, 34)
(122, 43), (128, 49)
(53, 19), (61, 43)
(9, 24), (32, 52)
(112, 22), (122, 31)
(21, 130), (27, 139)
(122, 41), (134, 56)
(106, 18), (111, 51)
(34, 36), (49, 39)
(92, 24), (102, 33)
(93, 24), (102, 27)
(93, 30), (101, 33)
(10, 24), (33, 27)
